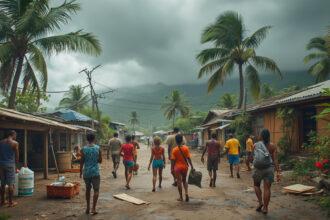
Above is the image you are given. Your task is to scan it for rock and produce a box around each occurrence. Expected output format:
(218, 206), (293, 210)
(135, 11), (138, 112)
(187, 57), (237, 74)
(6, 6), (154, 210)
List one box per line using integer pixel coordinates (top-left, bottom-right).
(312, 177), (323, 189)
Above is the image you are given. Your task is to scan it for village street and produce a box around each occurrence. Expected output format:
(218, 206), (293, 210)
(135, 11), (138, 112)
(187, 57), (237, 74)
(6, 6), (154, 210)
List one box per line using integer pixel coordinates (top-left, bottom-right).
(1, 144), (328, 220)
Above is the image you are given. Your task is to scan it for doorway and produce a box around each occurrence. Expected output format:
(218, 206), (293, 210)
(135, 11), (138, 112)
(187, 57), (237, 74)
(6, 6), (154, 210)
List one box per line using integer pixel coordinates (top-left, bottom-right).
(302, 107), (317, 144)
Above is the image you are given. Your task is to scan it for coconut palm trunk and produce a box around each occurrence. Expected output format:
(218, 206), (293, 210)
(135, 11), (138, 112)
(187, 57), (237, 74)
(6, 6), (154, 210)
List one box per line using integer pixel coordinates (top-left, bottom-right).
(238, 63), (244, 109)
(8, 56), (24, 109)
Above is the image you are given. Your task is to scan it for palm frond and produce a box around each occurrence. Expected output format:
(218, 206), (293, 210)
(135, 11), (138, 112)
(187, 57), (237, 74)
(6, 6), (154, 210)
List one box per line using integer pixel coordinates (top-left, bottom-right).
(207, 59), (234, 93)
(245, 64), (260, 100)
(0, 56), (16, 93)
(243, 26), (272, 48)
(304, 52), (328, 63)
(306, 37), (326, 51)
(308, 60), (330, 82)
(27, 44), (47, 90)
(35, 30), (102, 56)
(252, 55), (282, 78)
(196, 47), (229, 65)
(198, 57), (229, 78)
(22, 59), (41, 103)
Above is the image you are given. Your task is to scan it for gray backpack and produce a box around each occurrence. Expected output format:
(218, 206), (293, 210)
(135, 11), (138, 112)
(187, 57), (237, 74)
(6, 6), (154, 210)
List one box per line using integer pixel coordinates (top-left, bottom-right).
(253, 141), (273, 169)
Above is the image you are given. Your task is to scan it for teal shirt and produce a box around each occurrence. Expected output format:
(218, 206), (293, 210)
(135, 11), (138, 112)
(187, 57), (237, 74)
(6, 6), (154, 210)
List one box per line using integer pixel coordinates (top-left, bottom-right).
(82, 145), (100, 178)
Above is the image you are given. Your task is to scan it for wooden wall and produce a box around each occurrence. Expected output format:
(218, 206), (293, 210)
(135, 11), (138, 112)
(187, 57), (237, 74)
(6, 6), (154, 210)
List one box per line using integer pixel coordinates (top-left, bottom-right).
(316, 106), (330, 137)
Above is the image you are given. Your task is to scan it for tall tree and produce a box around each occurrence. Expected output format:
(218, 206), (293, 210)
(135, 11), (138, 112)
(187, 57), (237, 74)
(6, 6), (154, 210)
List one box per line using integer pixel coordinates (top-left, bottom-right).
(128, 111), (139, 134)
(0, 0), (101, 109)
(304, 28), (330, 82)
(161, 90), (190, 128)
(196, 11), (281, 108)
(217, 93), (237, 109)
(58, 85), (89, 111)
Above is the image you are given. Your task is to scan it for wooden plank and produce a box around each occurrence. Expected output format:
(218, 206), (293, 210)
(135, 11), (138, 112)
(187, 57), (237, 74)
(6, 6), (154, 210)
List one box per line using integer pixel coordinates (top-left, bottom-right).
(283, 184), (315, 193)
(24, 128), (27, 166)
(113, 193), (149, 205)
(0, 122), (47, 131)
(43, 130), (49, 179)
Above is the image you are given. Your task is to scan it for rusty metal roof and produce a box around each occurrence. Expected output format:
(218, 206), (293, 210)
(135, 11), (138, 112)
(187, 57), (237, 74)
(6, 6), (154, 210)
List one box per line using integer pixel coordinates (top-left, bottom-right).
(0, 107), (79, 131)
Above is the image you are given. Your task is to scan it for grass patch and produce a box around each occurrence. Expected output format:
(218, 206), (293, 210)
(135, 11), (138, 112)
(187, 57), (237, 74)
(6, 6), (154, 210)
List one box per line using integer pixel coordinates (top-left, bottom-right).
(0, 214), (11, 220)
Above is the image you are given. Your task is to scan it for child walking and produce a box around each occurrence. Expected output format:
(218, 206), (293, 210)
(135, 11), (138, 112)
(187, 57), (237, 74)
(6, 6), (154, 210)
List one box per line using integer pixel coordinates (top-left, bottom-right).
(120, 135), (135, 189)
(148, 136), (165, 192)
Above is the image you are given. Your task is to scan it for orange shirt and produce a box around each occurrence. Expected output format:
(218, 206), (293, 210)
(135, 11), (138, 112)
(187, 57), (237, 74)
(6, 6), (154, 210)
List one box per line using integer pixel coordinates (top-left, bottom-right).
(171, 145), (190, 170)
(152, 146), (164, 160)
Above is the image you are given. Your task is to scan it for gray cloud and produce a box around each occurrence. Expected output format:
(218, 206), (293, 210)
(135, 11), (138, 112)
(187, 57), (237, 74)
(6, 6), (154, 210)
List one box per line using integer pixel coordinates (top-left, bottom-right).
(46, 0), (330, 105)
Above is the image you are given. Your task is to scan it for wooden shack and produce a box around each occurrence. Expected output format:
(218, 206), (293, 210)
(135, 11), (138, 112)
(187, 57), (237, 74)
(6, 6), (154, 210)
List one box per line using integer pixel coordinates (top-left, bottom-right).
(0, 107), (91, 179)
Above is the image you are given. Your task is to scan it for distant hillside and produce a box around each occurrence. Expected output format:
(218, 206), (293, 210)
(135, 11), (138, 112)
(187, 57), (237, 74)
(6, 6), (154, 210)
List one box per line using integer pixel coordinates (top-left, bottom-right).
(99, 71), (315, 128)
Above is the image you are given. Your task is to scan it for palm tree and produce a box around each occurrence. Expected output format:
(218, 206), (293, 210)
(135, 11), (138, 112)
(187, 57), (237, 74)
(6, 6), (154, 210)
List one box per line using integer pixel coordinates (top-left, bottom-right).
(304, 29), (330, 82)
(128, 111), (139, 134)
(161, 90), (190, 128)
(0, 0), (101, 109)
(196, 11), (281, 109)
(58, 85), (89, 111)
(217, 93), (237, 109)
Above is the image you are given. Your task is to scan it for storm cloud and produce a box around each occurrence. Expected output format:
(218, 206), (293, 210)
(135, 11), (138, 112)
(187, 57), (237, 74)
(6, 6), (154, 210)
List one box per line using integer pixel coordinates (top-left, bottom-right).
(46, 0), (330, 103)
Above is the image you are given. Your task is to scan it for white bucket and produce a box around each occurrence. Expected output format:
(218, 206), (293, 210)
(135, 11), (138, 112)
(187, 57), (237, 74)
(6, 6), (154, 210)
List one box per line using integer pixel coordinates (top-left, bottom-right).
(18, 167), (34, 196)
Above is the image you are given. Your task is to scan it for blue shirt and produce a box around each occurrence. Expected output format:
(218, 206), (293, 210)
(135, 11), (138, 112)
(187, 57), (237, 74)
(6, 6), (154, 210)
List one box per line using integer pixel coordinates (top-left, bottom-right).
(0, 141), (15, 167)
(81, 145), (100, 178)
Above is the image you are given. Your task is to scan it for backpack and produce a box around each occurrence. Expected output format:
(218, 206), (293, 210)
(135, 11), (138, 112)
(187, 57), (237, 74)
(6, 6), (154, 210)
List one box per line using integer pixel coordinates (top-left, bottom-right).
(253, 141), (273, 169)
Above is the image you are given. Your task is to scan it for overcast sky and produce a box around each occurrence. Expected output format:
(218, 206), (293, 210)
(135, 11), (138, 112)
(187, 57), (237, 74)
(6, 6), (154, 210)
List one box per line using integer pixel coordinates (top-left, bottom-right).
(46, 0), (330, 105)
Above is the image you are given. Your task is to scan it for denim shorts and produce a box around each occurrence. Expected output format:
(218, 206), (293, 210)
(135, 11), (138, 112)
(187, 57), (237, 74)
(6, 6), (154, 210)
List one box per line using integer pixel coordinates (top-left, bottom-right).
(84, 175), (100, 192)
(123, 160), (134, 168)
(152, 159), (164, 169)
(228, 154), (240, 165)
(0, 165), (15, 186)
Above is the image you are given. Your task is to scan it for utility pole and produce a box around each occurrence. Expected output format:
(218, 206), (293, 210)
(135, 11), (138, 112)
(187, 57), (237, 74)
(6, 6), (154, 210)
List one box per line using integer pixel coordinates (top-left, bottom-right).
(79, 65), (101, 126)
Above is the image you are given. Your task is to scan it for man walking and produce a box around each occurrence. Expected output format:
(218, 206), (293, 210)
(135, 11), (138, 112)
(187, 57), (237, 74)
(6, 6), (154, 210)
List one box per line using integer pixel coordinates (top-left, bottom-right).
(0, 130), (19, 207)
(80, 133), (102, 215)
(245, 135), (254, 171)
(108, 133), (122, 178)
(224, 134), (241, 178)
(165, 128), (186, 186)
(201, 133), (222, 187)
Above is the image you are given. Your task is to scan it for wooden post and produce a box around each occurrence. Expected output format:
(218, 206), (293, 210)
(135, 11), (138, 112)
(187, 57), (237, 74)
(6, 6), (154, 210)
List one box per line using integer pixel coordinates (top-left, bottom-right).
(57, 132), (60, 151)
(24, 129), (27, 166)
(43, 130), (49, 179)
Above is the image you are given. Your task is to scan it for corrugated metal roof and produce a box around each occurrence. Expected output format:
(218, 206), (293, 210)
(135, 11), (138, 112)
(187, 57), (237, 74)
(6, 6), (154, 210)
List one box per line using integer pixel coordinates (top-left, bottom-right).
(0, 107), (78, 131)
(53, 109), (94, 122)
(276, 80), (330, 104)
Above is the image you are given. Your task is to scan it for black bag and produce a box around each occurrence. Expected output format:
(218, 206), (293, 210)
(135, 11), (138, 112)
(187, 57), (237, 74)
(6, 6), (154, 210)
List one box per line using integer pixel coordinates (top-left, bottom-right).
(188, 169), (202, 188)
(178, 146), (202, 188)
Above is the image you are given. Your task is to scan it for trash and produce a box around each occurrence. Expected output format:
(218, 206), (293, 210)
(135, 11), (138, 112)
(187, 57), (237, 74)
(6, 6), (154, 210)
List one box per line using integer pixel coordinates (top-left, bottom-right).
(282, 184), (316, 194)
(244, 187), (254, 192)
(113, 193), (150, 205)
(301, 189), (324, 196)
(188, 169), (202, 188)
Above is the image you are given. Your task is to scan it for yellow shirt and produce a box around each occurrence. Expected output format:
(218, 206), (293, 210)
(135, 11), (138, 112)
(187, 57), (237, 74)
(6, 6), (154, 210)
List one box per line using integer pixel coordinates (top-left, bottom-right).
(225, 138), (240, 155)
(246, 138), (254, 152)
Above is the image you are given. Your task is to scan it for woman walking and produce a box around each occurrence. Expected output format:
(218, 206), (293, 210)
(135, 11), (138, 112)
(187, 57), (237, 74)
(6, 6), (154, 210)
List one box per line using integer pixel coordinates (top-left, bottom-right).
(80, 133), (102, 215)
(253, 129), (280, 215)
(120, 135), (135, 189)
(148, 136), (166, 192)
(171, 134), (194, 202)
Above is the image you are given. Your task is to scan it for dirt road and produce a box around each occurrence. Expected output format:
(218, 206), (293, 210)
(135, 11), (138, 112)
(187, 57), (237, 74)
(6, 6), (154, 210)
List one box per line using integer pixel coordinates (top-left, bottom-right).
(1, 144), (328, 220)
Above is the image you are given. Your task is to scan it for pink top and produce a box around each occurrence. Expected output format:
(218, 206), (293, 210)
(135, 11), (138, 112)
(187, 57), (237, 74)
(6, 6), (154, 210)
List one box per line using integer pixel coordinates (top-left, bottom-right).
(121, 143), (134, 161)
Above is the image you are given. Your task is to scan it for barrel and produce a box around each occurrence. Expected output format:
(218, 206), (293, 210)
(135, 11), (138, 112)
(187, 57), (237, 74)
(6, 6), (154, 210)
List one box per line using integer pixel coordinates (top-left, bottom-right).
(56, 151), (72, 172)
(18, 167), (34, 196)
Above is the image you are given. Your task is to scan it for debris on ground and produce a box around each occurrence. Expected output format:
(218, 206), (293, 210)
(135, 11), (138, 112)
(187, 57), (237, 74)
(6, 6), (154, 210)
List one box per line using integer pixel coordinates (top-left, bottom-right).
(282, 184), (316, 194)
(113, 193), (150, 205)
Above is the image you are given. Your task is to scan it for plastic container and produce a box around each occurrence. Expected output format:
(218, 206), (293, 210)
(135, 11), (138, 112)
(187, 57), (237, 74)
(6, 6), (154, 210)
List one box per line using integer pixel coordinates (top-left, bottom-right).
(18, 167), (34, 196)
(46, 185), (75, 199)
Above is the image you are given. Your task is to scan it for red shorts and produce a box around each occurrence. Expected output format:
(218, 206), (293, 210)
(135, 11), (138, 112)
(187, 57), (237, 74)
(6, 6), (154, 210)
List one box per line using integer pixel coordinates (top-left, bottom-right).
(174, 166), (188, 176)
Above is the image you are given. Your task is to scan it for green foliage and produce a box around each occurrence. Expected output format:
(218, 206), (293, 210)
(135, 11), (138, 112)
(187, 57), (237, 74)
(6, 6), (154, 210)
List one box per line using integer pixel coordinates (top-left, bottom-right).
(174, 111), (207, 133)
(197, 11), (281, 108)
(230, 113), (252, 147)
(319, 196), (330, 215)
(0, 87), (49, 113)
(161, 90), (190, 128)
(58, 85), (89, 111)
(0, 213), (10, 220)
(79, 107), (113, 143)
(304, 28), (330, 82)
(0, 0), (101, 108)
(276, 107), (296, 157)
(260, 83), (276, 99)
(217, 93), (237, 109)
(292, 158), (317, 178)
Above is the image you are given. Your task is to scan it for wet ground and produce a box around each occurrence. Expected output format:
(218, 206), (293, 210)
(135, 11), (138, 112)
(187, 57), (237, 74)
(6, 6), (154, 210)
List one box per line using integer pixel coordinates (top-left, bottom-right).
(1, 144), (328, 220)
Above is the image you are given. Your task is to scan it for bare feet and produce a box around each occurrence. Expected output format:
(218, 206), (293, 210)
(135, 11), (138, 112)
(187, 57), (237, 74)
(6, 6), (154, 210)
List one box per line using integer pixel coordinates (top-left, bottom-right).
(85, 208), (90, 214)
(7, 201), (18, 208)
(177, 197), (183, 202)
(209, 179), (213, 187)
(125, 185), (131, 190)
(172, 182), (177, 187)
(185, 194), (189, 202)
(256, 204), (263, 212)
(158, 185), (162, 188)
(91, 209), (98, 215)
(236, 173), (240, 179)
(152, 188), (155, 192)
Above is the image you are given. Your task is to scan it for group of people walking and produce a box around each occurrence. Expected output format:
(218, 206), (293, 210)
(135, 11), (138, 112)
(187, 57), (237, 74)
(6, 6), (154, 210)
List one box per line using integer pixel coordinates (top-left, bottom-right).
(79, 127), (280, 215)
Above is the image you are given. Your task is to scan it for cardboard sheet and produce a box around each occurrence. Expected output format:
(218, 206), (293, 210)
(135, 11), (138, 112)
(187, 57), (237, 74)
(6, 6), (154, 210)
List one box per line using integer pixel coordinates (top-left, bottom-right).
(113, 193), (150, 205)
